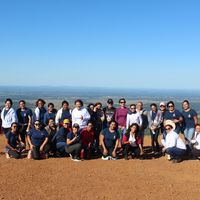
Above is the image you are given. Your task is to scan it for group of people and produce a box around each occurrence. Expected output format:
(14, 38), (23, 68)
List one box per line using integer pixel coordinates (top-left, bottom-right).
(0, 97), (200, 163)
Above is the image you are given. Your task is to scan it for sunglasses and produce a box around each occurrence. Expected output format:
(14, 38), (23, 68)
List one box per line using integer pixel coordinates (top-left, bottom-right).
(12, 125), (18, 128)
(168, 105), (174, 107)
(165, 128), (171, 131)
(130, 107), (135, 109)
(35, 123), (40, 126)
(120, 102), (125, 104)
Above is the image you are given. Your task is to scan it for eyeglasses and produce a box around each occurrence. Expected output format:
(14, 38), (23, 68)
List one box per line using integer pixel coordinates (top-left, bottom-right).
(12, 126), (18, 128)
(160, 105), (165, 107)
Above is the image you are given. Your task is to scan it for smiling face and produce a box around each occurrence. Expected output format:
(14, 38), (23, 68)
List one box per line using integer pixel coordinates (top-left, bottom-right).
(168, 103), (175, 112)
(165, 125), (172, 133)
(109, 121), (117, 130)
(5, 101), (12, 109)
(19, 101), (25, 109)
(75, 102), (82, 110)
(182, 101), (189, 111)
(195, 125), (200, 133)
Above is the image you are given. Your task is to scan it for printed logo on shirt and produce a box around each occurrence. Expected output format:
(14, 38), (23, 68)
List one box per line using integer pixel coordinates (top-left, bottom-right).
(173, 113), (176, 117)
(188, 114), (191, 118)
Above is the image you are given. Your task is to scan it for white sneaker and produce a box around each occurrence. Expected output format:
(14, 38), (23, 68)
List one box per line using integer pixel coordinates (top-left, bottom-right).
(110, 157), (117, 160)
(6, 153), (10, 159)
(101, 156), (110, 160)
(167, 155), (171, 160)
(71, 157), (81, 162)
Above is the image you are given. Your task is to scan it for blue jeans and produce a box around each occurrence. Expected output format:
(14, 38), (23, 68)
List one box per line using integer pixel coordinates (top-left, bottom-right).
(56, 142), (67, 153)
(166, 147), (186, 159)
(184, 128), (195, 142)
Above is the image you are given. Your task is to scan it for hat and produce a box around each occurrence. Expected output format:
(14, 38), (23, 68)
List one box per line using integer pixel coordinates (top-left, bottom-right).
(164, 120), (176, 130)
(107, 99), (113, 104)
(160, 102), (166, 106)
(73, 123), (80, 128)
(63, 119), (70, 124)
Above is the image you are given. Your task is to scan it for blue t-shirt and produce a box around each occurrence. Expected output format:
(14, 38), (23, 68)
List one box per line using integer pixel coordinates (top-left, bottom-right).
(17, 108), (32, 125)
(182, 109), (197, 128)
(54, 127), (69, 143)
(43, 112), (56, 126)
(67, 132), (81, 146)
(60, 109), (71, 123)
(6, 131), (19, 148)
(101, 128), (119, 147)
(28, 129), (48, 146)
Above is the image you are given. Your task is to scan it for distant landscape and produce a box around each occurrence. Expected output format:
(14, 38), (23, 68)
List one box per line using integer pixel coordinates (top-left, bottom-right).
(0, 86), (200, 118)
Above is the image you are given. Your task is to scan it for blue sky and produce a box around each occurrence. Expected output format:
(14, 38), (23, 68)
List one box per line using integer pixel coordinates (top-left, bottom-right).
(0, 0), (199, 89)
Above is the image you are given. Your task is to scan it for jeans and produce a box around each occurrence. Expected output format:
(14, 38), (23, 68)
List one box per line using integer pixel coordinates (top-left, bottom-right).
(166, 147), (186, 160)
(184, 128), (195, 142)
(56, 142), (67, 154)
(150, 129), (160, 152)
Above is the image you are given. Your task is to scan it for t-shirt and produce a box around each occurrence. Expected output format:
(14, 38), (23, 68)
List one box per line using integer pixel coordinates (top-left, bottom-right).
(67, 132), (81, 146)
(103, 106), (116, 123)
(28, 129), (48, 146)
(61, 109), (71, 123)
(182, 109), (197, 128)
(17, 108), (32, 125)
(55, 127), (69, 143)
(163, 109), (182, 128)
(101, 128), (119, 147)
(6, 131), (19, 148)
(3, 109), (9, 118)
(43, 112), (56, 125)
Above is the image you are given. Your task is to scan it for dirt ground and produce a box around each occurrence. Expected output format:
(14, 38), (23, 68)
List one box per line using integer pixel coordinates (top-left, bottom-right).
(0, 134), (200, 200)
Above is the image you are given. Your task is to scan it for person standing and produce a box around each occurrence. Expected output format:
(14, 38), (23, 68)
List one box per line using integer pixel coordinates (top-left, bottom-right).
(136, 101), (148, 146)
(182, 100), (198, 143)
(103, 99), (116, 129)
(43, 103), (57, 126)
(148, 103), (162, 153)
(1, 99), (18, 135)
(16, 100), (32, 146)
(163, 101), (183, 134)
(115, 98), (128, 140)
(72, 99), (91, 130)
(55, 100), (72, 128)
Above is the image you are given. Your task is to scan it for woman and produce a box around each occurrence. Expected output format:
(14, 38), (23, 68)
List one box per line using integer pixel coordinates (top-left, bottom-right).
(55, 100), (72, 128)
(159, 102), (167, 139)
(72, 99), (91, 130)
(182, 100), (198, 143)
(1, 98), (18, 134)
(100, 120), (120, 160)
(115, 98), (129, 140)
(191, 124), (200, 159)
(45, 118), (57, 156)
(16, 100), (32, 146)
(33, 99), (47, 127)
(53, 119), (70, 156)
(126, 104), (142, 129)
(148, 103), (162, 153)
(80, 121), (94, 159)
(66, 123), (82, 161)
(161, 120), (186, 163)
(43, 103), (57, 126)
(27, 120), (50, 160)
(163, 101), (183, 134)
(122, 123), (144, 160)
(93, 102), (104, 149)
(5, 122), (25, 159)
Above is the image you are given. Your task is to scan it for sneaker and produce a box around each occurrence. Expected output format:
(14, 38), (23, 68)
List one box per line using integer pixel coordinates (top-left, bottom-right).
(172, 158), (182, 164)
(167, 155), (171, 161)
(6, 153), (10, 159)
(101, 156), (110, 160)
(71, 157), (81, 162)
(110, 156), (117, 160)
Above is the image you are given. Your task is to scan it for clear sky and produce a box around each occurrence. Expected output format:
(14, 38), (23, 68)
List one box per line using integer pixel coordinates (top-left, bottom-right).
(0, 0), (199, 89)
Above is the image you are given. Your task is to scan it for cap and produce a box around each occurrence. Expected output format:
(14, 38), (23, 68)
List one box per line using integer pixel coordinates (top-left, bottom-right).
(160, 102), (166, 106)
(107, 99), (113, 104)
(63, 119), (70, 124)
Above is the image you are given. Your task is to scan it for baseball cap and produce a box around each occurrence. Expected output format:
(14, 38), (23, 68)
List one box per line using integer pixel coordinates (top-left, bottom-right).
(160, 102), (166, 107)
(63, 119), (70, 124)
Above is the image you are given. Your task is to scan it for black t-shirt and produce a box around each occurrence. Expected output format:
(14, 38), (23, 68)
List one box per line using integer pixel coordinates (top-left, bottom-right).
(6, 131), (19, 148)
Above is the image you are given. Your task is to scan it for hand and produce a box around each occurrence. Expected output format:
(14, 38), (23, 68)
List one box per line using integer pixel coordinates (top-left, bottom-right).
(39, 146), (44, 152)
(112, 150), (116, 158)
(80, 115), (83, 120)
(30, 144), (34, 150)
(162, 147), (166, 153)
(103, 148), (108, 156)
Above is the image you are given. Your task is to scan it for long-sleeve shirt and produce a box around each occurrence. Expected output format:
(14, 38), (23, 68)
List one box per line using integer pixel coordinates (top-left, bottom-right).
(115, 107), (129, 127)
(126, 111), (142, 129)
(72, 107), (91, 129)
(161, 131), (186, 150)
(1, 108), (18, 128)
